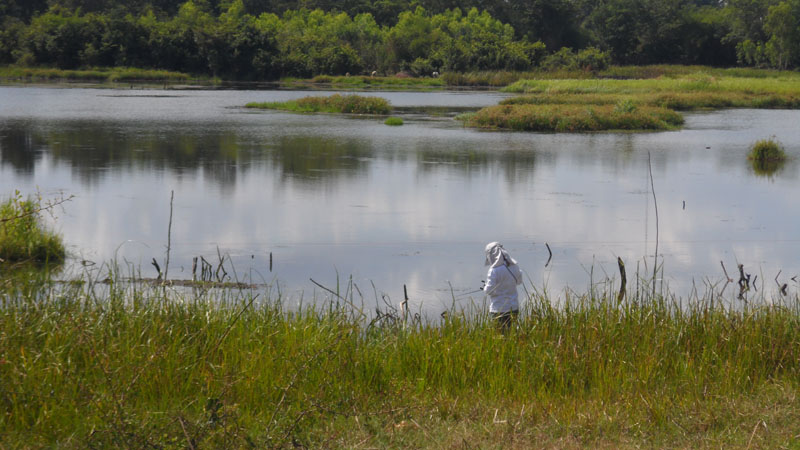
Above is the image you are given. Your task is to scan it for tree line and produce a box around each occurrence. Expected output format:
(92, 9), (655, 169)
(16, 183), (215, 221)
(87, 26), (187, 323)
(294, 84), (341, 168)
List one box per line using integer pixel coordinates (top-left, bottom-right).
(1, 0), (799, 80)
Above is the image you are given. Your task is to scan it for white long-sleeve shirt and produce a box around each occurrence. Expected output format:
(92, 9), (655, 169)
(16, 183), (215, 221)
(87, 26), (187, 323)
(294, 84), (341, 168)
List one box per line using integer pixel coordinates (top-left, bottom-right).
(484, 263), (522, 313)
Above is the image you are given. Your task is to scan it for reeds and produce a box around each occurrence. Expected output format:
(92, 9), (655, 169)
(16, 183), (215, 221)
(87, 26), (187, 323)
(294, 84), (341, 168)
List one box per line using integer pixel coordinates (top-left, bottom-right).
(2, 265), (800, 447)
(246, 94), (392, 115)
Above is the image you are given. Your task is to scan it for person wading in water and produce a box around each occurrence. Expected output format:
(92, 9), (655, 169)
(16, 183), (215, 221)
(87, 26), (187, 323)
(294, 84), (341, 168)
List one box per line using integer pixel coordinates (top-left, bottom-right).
(483, 242), (522, 331)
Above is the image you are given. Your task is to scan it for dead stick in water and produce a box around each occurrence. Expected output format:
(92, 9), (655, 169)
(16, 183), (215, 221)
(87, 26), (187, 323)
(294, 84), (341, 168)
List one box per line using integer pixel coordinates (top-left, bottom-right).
(164, 190), (174, 281)
(617, 257), (626, 303)
(545, 243), (553, 268)
(720, 261), (733, 282)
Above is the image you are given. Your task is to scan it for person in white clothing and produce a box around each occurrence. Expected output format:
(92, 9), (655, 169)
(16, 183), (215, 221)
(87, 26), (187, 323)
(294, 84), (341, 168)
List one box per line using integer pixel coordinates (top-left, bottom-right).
(483, 242), (522, 330)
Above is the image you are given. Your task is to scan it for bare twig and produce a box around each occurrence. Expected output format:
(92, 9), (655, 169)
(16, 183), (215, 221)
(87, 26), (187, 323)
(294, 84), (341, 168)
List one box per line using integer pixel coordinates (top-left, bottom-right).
(720, 261), (733, 283)
(545, 243), (553, 268)
(617, 256), (626, 304)
(0, 193), (74, 223)
(648, 152), (659, 298)
(164, 190), (174, 281)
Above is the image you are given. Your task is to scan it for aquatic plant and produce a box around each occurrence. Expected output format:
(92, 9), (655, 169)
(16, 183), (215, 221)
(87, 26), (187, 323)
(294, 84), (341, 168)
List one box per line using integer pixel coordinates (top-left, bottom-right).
(749, 138), (787, 163)
(749, 138), (788, 176)
(384, 117), (404, 126)
(0, 192), (65, 264)
(246, 94), (391, 115)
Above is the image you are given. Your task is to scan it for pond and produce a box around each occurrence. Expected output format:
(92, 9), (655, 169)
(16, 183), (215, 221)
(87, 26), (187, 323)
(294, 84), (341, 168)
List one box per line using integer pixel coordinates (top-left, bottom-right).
(1, 86), (798, 314)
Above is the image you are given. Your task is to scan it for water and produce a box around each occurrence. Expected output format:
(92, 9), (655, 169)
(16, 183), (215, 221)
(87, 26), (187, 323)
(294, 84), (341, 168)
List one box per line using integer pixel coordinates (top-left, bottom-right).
(1, 86), (799, 313)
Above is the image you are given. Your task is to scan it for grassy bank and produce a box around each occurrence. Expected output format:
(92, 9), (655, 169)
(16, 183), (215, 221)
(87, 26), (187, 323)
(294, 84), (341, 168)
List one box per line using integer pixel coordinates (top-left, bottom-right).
(2, 270), (800, 448)
(246, 94), (391, 115)
(284, 74), (445, 89)
(0, 66), (192, 84)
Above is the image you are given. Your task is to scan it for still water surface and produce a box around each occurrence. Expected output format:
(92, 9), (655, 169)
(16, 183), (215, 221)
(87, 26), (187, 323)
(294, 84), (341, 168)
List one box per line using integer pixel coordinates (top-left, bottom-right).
(1, 86), (798, 313)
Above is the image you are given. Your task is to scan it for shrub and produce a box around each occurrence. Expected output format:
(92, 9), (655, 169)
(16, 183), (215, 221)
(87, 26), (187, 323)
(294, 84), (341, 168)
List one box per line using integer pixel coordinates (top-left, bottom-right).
(0, 192), (65, 264)
(384, 117), (404, 126)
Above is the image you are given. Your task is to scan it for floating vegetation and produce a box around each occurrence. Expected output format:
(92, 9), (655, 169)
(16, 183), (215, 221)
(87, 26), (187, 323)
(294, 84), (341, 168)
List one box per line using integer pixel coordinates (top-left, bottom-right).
(246, 94), (391, 115)
(749, 138), (788, 176)
(384, 117), (404, 126)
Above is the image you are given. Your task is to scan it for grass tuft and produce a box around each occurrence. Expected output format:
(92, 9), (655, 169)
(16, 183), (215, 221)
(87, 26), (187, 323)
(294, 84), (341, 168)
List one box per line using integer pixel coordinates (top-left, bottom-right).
(749, 138), (788, 176)
(0, 192), (65, 264)
(749, 138), (787, 162)
(384, 117), (404, 126)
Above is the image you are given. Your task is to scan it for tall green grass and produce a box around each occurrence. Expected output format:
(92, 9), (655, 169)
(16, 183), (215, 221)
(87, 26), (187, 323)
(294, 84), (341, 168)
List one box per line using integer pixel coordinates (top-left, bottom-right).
(0, 66), (191, 83)
(246, 94), (392, 115)
(0, 193), (65, 264)
(463, 103), (683, 132)
(2, 266), (800, 447)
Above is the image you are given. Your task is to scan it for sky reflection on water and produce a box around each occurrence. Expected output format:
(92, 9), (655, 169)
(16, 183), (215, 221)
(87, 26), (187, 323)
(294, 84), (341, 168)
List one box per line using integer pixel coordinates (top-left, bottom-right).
(1, 87), (799, 314)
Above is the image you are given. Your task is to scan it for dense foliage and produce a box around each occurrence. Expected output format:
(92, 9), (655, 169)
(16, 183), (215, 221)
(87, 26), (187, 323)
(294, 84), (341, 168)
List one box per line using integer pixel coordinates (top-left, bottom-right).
(1, 0), (800, 79)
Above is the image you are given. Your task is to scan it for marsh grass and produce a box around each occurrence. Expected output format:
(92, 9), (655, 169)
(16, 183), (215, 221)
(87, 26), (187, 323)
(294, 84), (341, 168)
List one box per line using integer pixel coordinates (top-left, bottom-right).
(0, 66), (190, 83)
(282, 75), (444, 89)
(0, 193), (65, 264)
(466, 71), (800, 132)
(749, 138), (788, 176)
(384, 116), (404, 126)
(2, 264), (800, 448)
(463, 103), (683, 132)
(246, 94), (391, 115)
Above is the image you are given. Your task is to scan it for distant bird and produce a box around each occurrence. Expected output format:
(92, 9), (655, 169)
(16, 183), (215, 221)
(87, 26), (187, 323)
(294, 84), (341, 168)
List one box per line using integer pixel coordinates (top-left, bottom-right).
(371, 70), (377, 77)
(432, 71), (439, 77)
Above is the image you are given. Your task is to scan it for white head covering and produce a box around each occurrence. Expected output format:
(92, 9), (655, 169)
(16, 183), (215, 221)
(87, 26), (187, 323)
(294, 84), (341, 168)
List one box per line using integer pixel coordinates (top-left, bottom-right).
(484, 242), (517, 268)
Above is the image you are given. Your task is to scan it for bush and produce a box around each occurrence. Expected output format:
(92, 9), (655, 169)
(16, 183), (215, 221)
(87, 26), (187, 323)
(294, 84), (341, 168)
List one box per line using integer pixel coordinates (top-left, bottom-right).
(384, 117), (404, 126)
(0, 192), (66, 264)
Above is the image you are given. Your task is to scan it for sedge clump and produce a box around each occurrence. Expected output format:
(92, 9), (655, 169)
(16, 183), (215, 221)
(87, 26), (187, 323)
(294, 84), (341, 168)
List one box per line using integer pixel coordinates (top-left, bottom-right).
(0, 193), (65, 264)
(748, 138), (787, 163)
(384, 117), (404, 126)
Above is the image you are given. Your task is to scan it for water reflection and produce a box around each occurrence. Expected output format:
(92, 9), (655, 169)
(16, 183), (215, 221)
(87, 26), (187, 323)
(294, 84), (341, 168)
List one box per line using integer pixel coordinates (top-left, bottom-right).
(0, 121), (47, 174)
(268, 136), (374, 183)
(1, 87), (799, 313)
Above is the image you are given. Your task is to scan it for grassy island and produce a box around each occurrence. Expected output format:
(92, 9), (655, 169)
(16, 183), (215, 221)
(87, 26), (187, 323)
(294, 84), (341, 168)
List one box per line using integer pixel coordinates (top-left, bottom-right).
(462, 71), (800, 132)
(246, 94), (392, 115)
